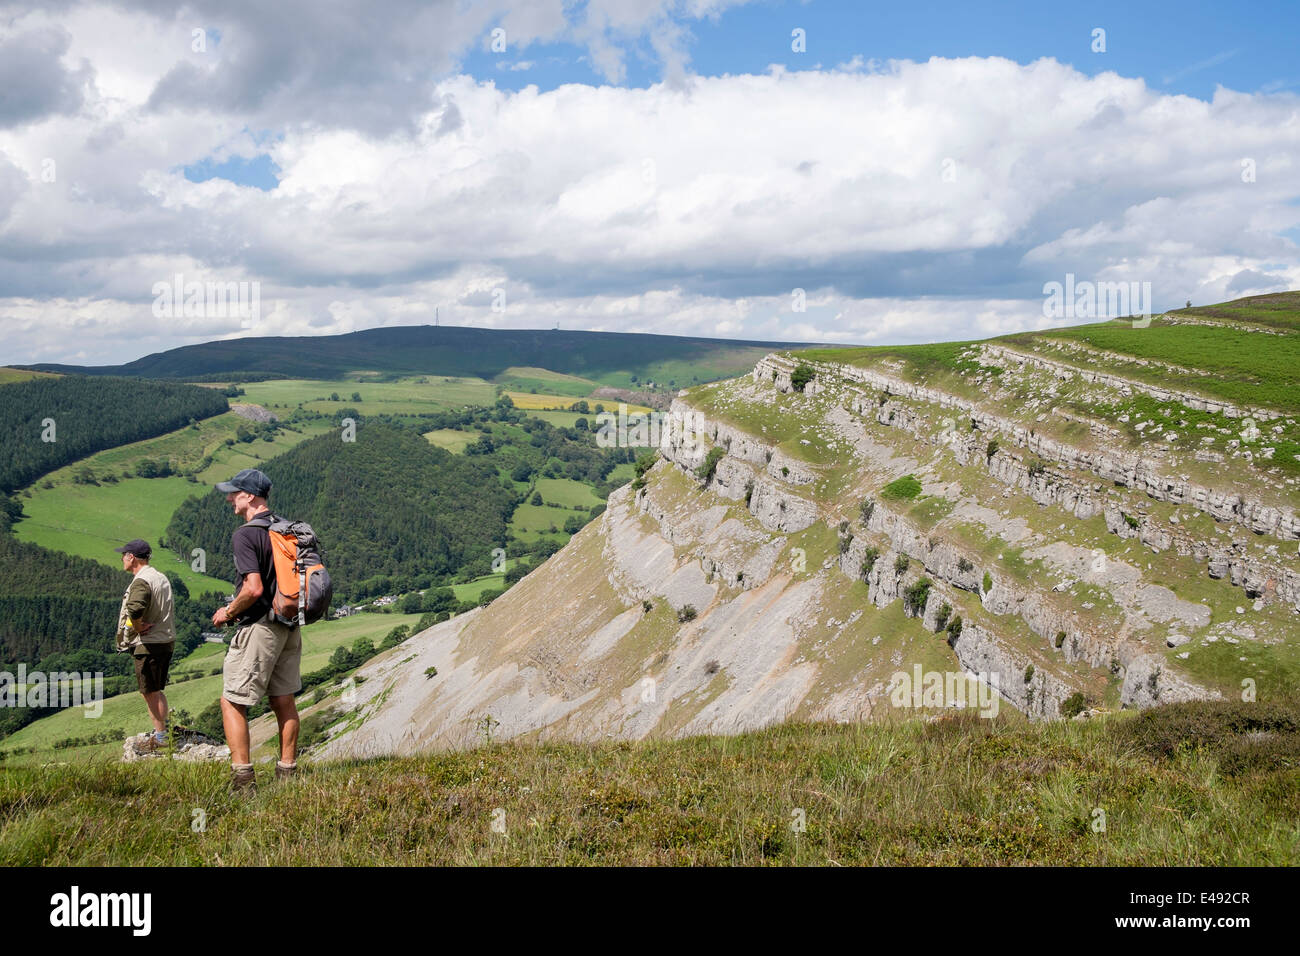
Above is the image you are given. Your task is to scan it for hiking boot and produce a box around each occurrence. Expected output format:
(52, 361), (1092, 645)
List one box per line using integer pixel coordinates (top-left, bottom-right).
(230, 764), (256, 793)
(274, 761), (297, 781)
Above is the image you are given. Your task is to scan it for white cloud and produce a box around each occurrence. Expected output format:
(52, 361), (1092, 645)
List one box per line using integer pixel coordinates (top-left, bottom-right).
(0, 4), (1298, 366)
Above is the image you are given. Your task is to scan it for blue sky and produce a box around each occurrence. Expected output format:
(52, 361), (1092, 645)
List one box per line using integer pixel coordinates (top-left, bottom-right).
(2, 0), (1298, 364)
(467, 1), (1296, 100)
(193, 1), (1297, 190)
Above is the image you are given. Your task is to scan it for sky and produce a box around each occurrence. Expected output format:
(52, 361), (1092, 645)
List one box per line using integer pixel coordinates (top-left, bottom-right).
(1, 0), (1298, 366)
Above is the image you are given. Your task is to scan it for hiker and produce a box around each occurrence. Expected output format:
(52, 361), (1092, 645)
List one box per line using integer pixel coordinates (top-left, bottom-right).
(114, 539), (175, 751)
(211, 468), (301, 790)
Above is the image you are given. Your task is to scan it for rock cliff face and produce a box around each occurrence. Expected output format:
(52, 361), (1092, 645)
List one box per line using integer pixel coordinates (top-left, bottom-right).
(760, 354), (1300, 614)
(761, 353), (1300, 541)
(314, 343), (1296, 759)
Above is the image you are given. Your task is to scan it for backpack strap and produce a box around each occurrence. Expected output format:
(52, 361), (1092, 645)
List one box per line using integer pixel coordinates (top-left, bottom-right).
(245, 511), (277, 529)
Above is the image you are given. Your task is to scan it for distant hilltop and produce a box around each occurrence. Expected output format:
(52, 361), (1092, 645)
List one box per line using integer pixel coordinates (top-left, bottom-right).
(19, 324), (823, 384)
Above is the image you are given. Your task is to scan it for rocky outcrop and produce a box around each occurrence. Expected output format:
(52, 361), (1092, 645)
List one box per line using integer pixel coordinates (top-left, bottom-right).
(839, 501), (1118, 673)
(745, 479), (819, 533)
(634, 474), (787, 590)
(229, 403), (279, 422)
(662, 375), (1228, 713)
(947, 619), (1072, 719)
(757, 352), (1300, 541)
(752, 354), (1300, 611)
(1100, 504), (1300, 608)
(660, 399), (817, 485)
(122, 730), (230, 762)
(1119, 654), (1225, 709)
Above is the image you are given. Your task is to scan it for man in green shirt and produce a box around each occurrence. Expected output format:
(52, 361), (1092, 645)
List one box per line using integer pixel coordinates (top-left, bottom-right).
(114, 539), (176, 750)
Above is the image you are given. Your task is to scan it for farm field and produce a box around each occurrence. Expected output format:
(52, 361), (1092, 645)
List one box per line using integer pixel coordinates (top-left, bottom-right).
(507, 504), (571, 542)
(605, 461), (636, 484)
(237, 376), (496, 415)
(423, 428), (475, 452)
(504, 390), (588, 410)
(532, 477), (604, 509)
(529, 410), (590, 429)
(14, 477), (231, 594)
(451, 573), (507, 602)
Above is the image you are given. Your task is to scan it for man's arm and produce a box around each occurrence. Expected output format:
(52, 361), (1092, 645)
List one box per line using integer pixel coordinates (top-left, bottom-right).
(213, 572), (264, 626)
(124, 578), (154, 634)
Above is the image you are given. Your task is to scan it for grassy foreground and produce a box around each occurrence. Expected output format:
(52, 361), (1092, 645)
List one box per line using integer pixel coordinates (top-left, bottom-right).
(1, 701), (1296, 865)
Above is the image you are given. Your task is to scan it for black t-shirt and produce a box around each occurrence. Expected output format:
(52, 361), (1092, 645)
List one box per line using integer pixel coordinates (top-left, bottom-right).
(231, 510), (277, 625)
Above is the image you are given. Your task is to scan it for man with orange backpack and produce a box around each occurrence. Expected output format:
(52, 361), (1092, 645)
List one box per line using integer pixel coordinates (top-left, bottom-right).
(210, 468), (307, 791)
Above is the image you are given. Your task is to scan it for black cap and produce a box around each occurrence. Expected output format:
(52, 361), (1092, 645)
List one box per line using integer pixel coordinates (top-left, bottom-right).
(115, 539), (152, 559)
(215, 468), (272, 497)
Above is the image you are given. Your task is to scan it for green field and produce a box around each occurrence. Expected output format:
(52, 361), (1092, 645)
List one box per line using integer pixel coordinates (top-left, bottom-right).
(509, 504), (571, 536)
(237, 376), (496, 415)
(0, 612), (425, 765)
(0, 367), (59, 385)
(423, 428), (475, 452)
(1175, 291), (1300, 332)
(13, 477), (230, 594)
(529, 410), (590, 429)
(532, 477), (604, 509)
(794, 301), (1300, 416)
(606, 462), (636, 484)
(13, 416), (334, 594)
(491, 366), (599, 397)
(450, 573), (507, 602)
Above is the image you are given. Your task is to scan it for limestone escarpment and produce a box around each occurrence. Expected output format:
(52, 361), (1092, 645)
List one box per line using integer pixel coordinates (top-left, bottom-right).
(758, 354), (1300, 614)
(759, 353), (1300, 540)
(314, 342), (1294, 760)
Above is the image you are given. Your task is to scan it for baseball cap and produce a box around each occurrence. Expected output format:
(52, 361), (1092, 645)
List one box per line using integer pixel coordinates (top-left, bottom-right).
(215, 468), (272, 497)
(114, 539), (152, 559)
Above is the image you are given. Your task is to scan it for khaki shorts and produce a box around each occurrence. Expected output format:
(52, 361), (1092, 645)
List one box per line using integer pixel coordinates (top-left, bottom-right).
(222, 613), (302, 707)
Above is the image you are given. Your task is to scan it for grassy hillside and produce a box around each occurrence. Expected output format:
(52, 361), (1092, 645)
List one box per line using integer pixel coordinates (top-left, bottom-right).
(1, 699), (1295, 865)
(792, 292), (1300, 416)
(12, 414), (335, 594)
(25, 325), (814, 387)
(0, 375), (229, 494)
(1177, 291), (1300, 331)
(1021, 320), (1300, 413)
(0, 367), (59, 385)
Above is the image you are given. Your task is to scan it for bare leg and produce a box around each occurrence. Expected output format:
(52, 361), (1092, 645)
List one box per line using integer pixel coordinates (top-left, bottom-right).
(143, 690), (168, 734)
(221, 697), (250, 765)
(268, 694), (299, 765)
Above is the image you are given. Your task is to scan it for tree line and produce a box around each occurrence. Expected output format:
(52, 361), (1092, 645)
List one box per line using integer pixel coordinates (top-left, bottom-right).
(0, 375), (229, 493)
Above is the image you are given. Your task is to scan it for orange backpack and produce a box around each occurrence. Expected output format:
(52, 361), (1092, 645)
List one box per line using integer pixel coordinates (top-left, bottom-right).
(250, 514), (333, 626)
